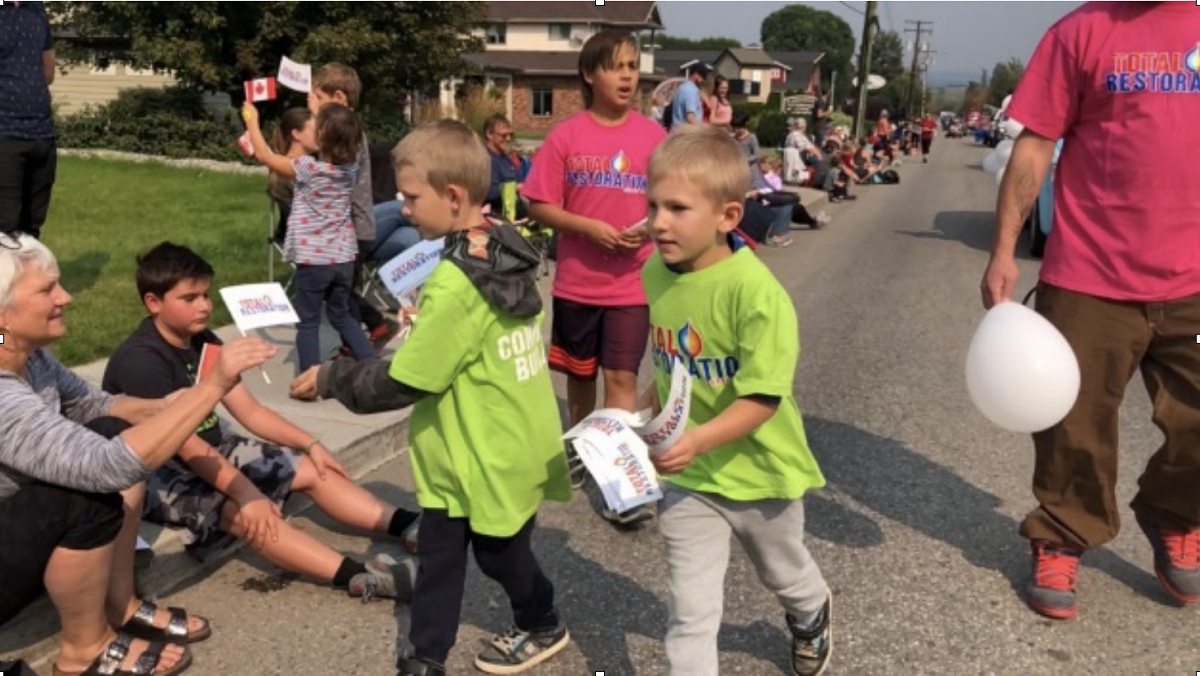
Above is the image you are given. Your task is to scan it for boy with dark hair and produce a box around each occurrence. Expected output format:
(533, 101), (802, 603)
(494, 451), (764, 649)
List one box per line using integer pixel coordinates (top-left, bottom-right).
(523, 30), (667, 526)
(643, 125), (833, 676)
(290, 120), (572, 676)
(103, 242), (419, 598)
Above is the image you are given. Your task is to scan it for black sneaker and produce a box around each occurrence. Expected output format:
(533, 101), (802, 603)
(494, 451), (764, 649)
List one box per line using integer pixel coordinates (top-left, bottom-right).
(397, 655), (444, 676)
(788, 595), (832, 676)
(348, 553), (417, 603)
(581, 475), (656, 530)
(474, 618), (570, 674)
(565, 442), (586, 489)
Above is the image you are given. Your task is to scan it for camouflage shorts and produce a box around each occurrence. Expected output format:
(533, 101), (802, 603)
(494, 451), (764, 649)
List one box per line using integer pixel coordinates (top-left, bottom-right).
(143, 434), (299, 561)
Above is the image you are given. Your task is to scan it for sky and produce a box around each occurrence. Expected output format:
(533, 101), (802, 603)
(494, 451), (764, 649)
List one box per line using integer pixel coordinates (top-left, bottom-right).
(656, 1), (1085, 84)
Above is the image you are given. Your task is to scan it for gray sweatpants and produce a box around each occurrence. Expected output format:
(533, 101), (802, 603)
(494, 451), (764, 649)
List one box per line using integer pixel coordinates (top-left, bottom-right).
(659, 485), (828, 676)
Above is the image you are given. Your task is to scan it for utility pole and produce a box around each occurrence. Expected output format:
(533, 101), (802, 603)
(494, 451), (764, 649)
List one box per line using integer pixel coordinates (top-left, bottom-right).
(904, 20), (933, 118)
(851, 1), (878, 138)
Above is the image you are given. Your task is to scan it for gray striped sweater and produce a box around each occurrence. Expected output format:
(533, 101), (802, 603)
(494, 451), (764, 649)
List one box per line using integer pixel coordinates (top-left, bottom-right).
(0, 349), (149, 500)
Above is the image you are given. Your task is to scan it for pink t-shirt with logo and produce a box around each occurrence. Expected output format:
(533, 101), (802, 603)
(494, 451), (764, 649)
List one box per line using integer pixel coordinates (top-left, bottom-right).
(1008, 2), (1200, 302)
(522, 111), (667, 306)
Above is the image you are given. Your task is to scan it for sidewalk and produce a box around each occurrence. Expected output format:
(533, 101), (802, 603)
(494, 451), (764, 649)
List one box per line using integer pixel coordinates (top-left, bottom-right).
(0, 321), (415, 670)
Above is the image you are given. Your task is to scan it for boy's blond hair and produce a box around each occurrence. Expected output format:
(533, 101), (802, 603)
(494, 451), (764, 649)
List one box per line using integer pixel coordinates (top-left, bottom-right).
(313, 63), (362, 109)
(392, 120), (491, 205)
(649, 126), (749, 207)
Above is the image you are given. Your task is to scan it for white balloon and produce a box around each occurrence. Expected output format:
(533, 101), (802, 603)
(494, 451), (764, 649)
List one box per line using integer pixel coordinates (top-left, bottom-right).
(996, 139), (1014, 164)
(982, 152), (1001, 174)
(995, 166), (1006, 186)
(966, 302), (1081, 433)
(1003, 119), (1025, 138)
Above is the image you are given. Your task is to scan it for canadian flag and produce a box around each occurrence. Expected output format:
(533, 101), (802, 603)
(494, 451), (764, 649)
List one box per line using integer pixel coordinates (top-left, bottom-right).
(244, 77), (277, 102)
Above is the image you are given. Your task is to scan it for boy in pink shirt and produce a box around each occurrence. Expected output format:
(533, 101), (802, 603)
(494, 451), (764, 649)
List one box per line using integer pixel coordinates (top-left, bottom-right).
(523, 30), (667, 526)
(982, 2), (1200, 621)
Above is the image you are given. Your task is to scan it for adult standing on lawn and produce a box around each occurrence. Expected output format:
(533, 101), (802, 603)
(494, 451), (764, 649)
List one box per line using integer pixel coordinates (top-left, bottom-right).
(981, 2), (1200, 621)
(671, 62), (710, 127)
(0, 1), (57, 239)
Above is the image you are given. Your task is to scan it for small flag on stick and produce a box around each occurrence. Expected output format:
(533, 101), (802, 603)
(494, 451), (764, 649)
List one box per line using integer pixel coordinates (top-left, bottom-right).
(244, 77), (277, 102)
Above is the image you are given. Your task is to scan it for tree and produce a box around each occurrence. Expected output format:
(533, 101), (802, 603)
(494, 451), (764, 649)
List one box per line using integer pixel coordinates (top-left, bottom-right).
(49, 3), (486, 111)
(988, 57), (1025, 107)
(964, 82), (990, 114)
(652, 35), (741, 50)
(760, 5), (855, 99)
(870, 30), (905, 83)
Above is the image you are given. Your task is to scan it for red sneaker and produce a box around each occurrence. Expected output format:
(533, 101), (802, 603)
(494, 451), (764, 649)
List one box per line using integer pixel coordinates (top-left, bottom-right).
(1025, 540), (1081, 620)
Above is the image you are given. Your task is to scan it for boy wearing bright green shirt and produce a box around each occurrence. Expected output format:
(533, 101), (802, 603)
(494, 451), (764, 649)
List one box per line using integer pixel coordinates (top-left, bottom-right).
(642, 126), (832, 676)
(291, 120), (571, 676)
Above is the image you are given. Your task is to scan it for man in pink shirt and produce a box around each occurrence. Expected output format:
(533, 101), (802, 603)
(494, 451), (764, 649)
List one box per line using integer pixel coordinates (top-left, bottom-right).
(523, 30), (667, 527)
(981, 2), (1200, 621)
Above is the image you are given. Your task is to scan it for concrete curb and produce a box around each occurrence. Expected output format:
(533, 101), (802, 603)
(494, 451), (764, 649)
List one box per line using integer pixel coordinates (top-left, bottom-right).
(59, 148), (267, 176)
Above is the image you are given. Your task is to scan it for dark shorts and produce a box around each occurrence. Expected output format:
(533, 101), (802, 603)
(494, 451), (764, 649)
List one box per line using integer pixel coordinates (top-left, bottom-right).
(0, 482), (123, 626)
(143, 434), (298, 561)
(921, 138), (933, 154)
(549, 298), (649, 380)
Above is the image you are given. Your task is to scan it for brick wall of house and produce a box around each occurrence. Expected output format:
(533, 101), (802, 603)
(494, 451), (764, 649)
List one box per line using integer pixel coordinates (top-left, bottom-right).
(510, 75), (660, 135)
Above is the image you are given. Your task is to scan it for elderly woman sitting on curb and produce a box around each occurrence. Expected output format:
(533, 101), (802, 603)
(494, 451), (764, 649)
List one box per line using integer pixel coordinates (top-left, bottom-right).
(0, 233), (275, 675)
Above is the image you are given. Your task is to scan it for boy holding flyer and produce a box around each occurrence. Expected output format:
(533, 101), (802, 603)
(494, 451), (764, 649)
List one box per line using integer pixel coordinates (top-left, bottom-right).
(103, 243), (419, 597)
(641, 126), (833, 676)
(289, 120), (572, 676)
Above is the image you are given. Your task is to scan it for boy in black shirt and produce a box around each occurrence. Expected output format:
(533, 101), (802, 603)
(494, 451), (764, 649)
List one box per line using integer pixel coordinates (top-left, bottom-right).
(103, 242), (418, 597)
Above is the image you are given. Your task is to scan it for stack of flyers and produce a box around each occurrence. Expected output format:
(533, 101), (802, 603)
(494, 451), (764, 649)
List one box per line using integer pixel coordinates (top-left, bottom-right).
(564, 409), (660, 514)
(562, 360), (692, 513)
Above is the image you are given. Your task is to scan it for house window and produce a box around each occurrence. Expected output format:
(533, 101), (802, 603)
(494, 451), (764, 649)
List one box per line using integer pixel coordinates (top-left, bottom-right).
(532, 87), (554, 117)
(548, 23), (572, 41)
(487, 24), (507, 45)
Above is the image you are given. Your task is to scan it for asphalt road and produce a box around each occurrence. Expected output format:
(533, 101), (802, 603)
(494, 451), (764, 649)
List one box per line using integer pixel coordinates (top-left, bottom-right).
(153, 139), (1194, 676)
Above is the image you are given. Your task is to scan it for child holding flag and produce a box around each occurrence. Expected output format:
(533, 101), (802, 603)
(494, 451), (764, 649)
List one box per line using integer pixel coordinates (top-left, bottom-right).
(242, 98), (374, 372)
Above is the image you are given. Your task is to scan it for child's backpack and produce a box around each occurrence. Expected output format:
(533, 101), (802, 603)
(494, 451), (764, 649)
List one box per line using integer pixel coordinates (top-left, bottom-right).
(880, 169), (901, 184)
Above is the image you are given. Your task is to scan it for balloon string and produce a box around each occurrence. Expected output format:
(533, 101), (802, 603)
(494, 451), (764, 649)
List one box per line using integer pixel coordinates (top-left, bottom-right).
(1021, 287), (1037, 307)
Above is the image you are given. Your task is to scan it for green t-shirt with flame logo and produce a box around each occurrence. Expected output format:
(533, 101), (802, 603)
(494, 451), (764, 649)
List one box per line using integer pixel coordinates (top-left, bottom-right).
(642, 248), (825, 500)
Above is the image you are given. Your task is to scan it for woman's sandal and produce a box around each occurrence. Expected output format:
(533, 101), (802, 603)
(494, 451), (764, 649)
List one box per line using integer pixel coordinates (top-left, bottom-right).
(119, 600), (212, 644)
(51, 632), (192, 676)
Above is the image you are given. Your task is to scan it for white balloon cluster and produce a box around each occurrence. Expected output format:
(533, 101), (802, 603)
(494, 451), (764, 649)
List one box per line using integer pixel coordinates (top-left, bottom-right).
(966, 303), (1081, 433)
(983, 138), (1015, 186)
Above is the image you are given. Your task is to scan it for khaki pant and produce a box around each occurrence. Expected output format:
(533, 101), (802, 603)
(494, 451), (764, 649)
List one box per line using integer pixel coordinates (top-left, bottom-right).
(1020, 283), (1200, 550)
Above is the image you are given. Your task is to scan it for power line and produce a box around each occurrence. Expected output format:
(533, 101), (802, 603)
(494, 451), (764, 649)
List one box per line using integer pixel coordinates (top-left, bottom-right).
(838, 1), (865, 17)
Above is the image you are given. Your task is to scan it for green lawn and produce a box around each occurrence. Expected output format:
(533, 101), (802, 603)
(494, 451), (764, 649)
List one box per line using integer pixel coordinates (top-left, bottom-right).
(43, 156), (282, 366)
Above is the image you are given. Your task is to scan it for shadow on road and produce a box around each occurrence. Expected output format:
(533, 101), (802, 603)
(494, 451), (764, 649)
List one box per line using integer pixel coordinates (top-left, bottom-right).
(893, 211), (1040, 261)
(805, 417), (1164, 605)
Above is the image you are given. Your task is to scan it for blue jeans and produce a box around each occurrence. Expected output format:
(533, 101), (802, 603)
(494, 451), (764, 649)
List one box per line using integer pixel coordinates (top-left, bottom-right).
(767, 204), (792, 238)
(292, 263), (374, 371)
(368, 201), (422, 263)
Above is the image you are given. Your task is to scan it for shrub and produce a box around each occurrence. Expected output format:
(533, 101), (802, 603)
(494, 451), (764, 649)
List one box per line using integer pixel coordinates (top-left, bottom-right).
(56, 86), (245, 162)
(754, 109), (788, 148)
(57, 85), (412, 160)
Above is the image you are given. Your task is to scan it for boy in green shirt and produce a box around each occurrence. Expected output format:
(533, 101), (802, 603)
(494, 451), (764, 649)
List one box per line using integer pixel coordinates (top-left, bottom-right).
(290, 120), (572, 676)
(642, 125), (832, 676)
